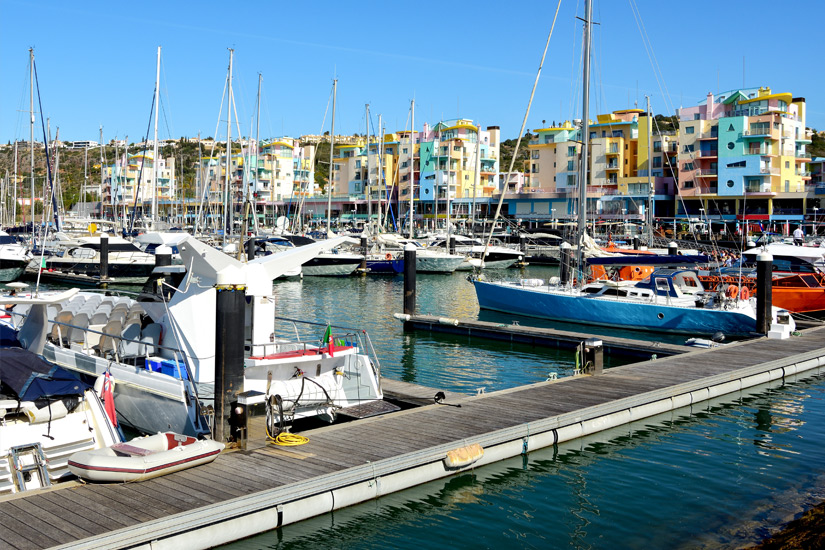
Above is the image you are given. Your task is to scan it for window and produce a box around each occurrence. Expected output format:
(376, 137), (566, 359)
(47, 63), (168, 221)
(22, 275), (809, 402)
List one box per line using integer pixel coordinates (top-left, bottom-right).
(683, 180), (694, 188)
(590, 132), (596, 139)
(464, 174), (469, 180)
(532, 163), (538, 173)
(726, 180), (734, 188)
(694, 114), (701, 120)
(567, 145), (576, 157)
(652, 157), (662, 168)
(612, 130), (623, 137)
(683, 144), (695, 153)
(727, 142), (735, 150)
(727, 161), (746, 168)
(355, 160), (361, 168)
(403, 148), (408, 154)
(567, 160), (575, 171)
(785, 161), (790, 168)
(653, 141), (662, 153)
(684, 162), (694, 171)
(685, 126), (695, 134)
(567, 175), (576, 186)
(728, 124), (735, 132)
(532, 150), (540, 159)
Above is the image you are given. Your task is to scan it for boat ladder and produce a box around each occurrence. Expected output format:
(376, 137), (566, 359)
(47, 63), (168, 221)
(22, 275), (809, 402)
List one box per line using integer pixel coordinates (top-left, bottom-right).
(10, 443), (51, 492)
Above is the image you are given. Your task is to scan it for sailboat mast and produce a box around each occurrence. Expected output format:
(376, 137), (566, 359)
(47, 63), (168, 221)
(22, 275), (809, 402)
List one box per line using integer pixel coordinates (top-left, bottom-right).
(473, 122), (480, 228)
(152, 46), (161, 225)
(409, 99), (414, 238)
(378, 113), (383, 230)
(100, 126), (107, 219)
(224, 48), (234, 245)
(646, 95), (654, 245)
(12, 142), (18, 224)
(326, 79), (336, 233)
(255, 73), (262, 233)
(575, 0), (593, 284)
(366, 103), (371, 231)
(29, 48), (35, 245)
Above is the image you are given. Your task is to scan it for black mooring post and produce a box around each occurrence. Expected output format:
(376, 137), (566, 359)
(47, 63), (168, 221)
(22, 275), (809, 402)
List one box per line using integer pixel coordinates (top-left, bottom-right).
(155, 245), (172, 268)
(403, 243), (416, 315)
(559, 242), (571, 285)
(246, 237), (256, 262)
(99, 233), (109, 288)
(633, 236), (641, 250)
(214, 281), (246, 443)
(449, 236), (456, 255)
(756, 252), (773, 335)
(360, 236), (368, 271)
(668, 241), (678, 256)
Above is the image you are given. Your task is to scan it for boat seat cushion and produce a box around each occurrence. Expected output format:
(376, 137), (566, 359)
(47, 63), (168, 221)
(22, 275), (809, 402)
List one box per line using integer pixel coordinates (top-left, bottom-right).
(111, 442), (153, 457)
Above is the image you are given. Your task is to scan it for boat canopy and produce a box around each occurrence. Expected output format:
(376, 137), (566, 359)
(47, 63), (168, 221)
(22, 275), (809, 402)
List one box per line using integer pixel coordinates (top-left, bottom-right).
(1, 348), (90, 401)
(588, 255), (710, 266)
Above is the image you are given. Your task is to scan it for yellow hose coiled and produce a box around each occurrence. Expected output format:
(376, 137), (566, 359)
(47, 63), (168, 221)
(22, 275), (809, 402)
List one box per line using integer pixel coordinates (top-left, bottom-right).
(265, 423), (309, 446)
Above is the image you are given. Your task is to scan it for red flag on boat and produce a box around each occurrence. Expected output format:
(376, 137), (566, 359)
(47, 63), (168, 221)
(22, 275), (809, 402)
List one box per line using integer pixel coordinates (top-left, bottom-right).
(102, 371), (118, 427)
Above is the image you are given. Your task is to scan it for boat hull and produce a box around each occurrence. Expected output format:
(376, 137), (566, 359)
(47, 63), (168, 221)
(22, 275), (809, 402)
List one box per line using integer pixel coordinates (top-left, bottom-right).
(68, 433), (224, 483)
(473, 280), (761, 336)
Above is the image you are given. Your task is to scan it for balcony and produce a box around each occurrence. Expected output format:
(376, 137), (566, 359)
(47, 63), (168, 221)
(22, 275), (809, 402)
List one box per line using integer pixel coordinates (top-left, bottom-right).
(697, 149), (718, 158)
(606, 163), (620, 171)
(699, 186), (718, 194)
(746, 182), (773, 193)
(743, 128), (775, 139)
(697, 131), (718, 140)
(695, 169), (717, 177)
(759, 167), (780, 176)
(746, 148), (773, 156)
(796, 152), (812, 159)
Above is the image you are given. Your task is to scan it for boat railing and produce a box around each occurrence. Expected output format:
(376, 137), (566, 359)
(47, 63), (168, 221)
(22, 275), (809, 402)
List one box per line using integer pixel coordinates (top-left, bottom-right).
(272, 315), (382, 375)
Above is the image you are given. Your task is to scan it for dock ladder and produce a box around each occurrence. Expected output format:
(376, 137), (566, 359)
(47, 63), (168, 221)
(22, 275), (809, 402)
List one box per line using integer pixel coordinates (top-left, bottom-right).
(10, 443), (51, 492)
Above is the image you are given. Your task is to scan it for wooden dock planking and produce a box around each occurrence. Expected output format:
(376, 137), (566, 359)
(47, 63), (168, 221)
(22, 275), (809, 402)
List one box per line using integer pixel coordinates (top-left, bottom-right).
(2, 326), (823, 549)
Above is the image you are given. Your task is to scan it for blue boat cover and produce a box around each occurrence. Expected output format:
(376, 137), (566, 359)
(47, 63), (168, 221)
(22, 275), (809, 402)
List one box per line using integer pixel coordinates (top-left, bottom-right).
(1, 347), (90, 401)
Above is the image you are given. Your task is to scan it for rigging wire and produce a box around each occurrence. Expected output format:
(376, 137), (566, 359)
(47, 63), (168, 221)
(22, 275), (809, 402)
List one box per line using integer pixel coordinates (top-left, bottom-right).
(480, 0), (563, 268)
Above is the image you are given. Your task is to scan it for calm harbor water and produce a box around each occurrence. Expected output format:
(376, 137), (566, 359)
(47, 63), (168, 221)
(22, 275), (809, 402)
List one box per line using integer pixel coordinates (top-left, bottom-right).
(217, 265), (825, 549)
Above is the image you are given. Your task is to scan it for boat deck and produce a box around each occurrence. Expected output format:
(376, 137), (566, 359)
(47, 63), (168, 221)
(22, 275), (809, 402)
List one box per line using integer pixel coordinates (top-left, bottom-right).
(2, 327), (824, 550)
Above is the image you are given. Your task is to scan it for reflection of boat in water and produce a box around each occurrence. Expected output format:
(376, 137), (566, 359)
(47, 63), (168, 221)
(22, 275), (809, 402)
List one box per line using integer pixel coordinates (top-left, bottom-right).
(0, 347), (120, 495)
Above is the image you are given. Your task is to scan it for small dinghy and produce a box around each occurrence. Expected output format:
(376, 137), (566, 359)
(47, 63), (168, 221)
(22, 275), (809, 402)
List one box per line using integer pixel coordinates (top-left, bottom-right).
(68, 432), (224, 482)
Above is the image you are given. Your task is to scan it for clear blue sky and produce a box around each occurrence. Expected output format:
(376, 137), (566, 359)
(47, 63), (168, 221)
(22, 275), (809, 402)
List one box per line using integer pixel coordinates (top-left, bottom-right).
(2, 0), (823, 145)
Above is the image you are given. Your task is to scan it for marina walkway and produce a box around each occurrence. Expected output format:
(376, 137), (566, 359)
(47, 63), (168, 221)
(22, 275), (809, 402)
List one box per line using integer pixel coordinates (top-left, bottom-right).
(2, 327), (824, 549)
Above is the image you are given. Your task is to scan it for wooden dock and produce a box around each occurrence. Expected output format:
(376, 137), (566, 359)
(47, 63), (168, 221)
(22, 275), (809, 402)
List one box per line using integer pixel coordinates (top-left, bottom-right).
(398, 314), (695, 358)
(2, 327), (824, 550)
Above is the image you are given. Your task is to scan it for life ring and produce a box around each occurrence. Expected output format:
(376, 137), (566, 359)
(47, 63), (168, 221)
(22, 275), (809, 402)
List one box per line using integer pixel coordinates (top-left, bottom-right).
(725, 284), (739, 300)
(385, 253), (393, 261)
(739, 286), (750, 300)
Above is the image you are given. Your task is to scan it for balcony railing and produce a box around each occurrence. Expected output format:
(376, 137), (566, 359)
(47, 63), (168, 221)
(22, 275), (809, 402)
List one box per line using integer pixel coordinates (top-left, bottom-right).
(695, 169), (717, 176)
(743, 129), (774, 138)
(797, 152), (812, 159)
(759, 167), (780, 175)
(697, 149), (718, 158)
(746, 183), (772, 193)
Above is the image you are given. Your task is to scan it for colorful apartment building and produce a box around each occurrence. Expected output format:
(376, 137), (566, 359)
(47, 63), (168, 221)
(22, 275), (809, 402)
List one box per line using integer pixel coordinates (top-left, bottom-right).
(676, 87), (814, 224)
(106, 151), (176, 208)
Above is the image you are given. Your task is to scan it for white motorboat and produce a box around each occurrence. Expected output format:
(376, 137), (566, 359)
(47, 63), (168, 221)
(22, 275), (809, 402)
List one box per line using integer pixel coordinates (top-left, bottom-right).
(0, 231), (31, 282)
(428, 235), (523, 270)
(0, 346), (121, 495)
(31, 233), (156, 284)
(68, 432), (224, 483)
(3, 233), (388, 437)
